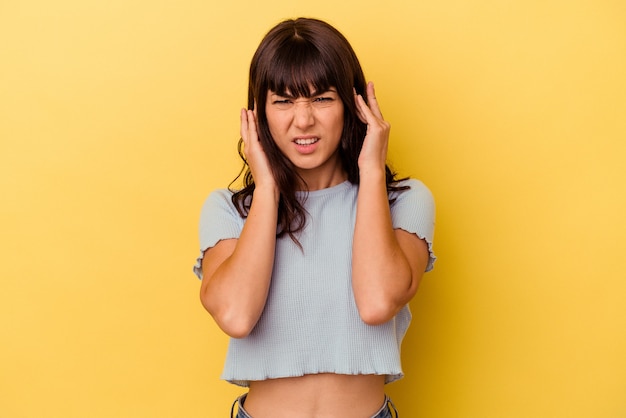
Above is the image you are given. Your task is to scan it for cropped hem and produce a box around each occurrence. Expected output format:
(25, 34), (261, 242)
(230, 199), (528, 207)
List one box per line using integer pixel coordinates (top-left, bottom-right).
(223, 370), (404, 388)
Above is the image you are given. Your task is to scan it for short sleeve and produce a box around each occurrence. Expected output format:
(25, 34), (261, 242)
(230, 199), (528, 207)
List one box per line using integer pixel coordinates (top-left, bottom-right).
(192, 189), (245, 279)
(389, 179), (437, 271)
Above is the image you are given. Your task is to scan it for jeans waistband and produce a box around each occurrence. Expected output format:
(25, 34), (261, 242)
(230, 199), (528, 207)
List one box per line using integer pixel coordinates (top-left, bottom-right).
(231, 393), (399, 418)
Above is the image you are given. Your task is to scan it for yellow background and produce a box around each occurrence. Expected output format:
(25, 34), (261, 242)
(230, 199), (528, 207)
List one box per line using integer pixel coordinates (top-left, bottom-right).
(2, 0), (625, 416)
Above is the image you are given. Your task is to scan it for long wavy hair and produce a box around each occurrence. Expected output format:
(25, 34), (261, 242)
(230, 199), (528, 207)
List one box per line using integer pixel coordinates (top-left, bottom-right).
(230, 17), (407, 243)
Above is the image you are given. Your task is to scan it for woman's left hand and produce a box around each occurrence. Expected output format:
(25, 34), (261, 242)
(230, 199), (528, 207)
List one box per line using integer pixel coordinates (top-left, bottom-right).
(355, 81), (390, 174)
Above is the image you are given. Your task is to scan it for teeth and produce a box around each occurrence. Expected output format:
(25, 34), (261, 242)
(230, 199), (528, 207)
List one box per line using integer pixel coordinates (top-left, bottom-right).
(295, 138), (319, 145)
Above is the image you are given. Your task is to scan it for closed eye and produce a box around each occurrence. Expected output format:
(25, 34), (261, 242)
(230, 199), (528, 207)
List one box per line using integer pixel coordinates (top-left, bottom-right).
(312, 95), (336, 108)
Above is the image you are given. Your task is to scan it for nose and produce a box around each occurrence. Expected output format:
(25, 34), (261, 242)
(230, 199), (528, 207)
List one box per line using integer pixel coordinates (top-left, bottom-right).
(292, 100), (314, 129)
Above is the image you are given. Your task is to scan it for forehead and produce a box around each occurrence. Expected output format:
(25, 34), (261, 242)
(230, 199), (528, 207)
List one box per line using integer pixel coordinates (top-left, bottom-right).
(264, 55), (335, 98)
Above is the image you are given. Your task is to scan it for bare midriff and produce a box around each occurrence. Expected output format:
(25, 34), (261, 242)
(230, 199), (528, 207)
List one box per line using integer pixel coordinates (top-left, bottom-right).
(243, 373), (386, 418)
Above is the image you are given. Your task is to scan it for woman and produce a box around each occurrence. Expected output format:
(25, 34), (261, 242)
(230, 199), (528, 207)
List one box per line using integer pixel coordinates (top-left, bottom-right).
(194, 17), (436, 418)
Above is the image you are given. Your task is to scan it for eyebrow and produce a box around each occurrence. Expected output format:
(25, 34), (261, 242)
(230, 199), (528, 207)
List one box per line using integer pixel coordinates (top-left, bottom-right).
(270, 88), (337, 99)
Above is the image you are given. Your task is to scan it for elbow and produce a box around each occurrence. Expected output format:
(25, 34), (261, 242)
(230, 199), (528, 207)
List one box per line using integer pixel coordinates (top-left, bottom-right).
(209, 308), (258, 339)
(216, 318), (256, 339)
(355, 282), (418, 326)
(357, 301), (399, 326)
(199, 293), (257, 339)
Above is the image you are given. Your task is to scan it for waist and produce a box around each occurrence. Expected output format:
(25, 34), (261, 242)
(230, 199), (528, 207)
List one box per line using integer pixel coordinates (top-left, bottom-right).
(244, 373), (386, 418)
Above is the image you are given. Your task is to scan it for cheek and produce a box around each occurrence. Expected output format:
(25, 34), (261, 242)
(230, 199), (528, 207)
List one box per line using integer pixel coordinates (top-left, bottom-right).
(332, 113), (345, 135)
(266, 112), (287, 133)
(333, 105), (345, 132)
(264, 114), (281, 140)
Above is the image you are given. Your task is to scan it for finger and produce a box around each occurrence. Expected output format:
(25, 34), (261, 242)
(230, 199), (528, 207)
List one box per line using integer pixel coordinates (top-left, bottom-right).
(240, 108), (249, 143)
(247, 109), (258, 140)
(356, 93), (377, 126)
(354, 88), (368, 124)
(366, 81), (384, 120)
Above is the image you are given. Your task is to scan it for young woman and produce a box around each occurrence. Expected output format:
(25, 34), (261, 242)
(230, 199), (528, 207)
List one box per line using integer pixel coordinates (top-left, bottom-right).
(194, 17), (436, 418)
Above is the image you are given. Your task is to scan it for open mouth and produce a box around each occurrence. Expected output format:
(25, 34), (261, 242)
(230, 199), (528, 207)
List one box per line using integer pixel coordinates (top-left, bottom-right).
(294, 137), (320, 145)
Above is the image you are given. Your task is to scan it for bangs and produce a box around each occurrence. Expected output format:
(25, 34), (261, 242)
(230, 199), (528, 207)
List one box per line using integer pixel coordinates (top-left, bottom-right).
(264, 41), (335, 97)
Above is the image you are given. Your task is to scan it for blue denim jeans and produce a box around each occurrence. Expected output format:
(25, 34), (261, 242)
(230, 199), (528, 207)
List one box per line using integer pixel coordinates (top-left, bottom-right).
(231, 393), (398, 418)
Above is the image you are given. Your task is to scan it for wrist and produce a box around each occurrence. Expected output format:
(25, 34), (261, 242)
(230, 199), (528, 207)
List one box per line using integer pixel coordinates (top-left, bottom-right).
(254, 182), (280, 203)
(358, 165), (387, 183)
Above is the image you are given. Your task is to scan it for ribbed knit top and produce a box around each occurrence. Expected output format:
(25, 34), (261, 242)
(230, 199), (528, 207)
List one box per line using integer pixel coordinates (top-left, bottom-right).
(193, 178), (436, 387)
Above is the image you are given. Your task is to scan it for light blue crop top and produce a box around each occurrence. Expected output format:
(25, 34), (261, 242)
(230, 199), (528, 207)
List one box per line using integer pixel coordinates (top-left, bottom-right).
(193, 179), (436, 387)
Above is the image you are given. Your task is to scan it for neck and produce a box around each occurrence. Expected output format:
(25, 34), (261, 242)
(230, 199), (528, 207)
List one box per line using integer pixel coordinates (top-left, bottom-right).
(296, 163), (347, 191)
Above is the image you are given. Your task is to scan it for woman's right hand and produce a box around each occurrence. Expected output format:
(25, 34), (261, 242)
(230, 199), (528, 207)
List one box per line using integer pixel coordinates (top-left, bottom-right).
(240, 108), (277, 191)
(200, 108), (280, 338)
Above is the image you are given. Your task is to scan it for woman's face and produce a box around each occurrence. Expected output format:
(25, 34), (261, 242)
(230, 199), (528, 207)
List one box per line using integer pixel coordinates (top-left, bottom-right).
(265, 87), (345, 184)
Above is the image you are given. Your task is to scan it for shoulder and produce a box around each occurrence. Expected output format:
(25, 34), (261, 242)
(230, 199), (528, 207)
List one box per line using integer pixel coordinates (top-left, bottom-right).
(200, 188), (241, 219)
(390, 178), (434, 207)
(197, 187), (246, 243)
(396, 178), (431, 191)
(205, 187), (233, 203)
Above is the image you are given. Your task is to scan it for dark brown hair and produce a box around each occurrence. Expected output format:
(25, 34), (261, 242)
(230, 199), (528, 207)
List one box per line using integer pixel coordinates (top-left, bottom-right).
(230, 17), (407, 242)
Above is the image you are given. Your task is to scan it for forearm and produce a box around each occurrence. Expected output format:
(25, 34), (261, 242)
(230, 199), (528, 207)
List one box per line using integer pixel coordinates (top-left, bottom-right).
(202, 185), (279, 337)
(352, 170), (414, 324)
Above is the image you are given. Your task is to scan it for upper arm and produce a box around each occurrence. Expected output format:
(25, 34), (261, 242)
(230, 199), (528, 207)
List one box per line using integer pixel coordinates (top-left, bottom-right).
(390, 179), (436, 272)
(394, 228), (430, 300)
(199, 238), (238, 296)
